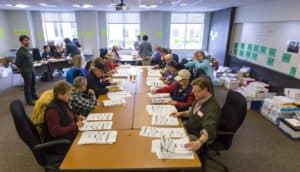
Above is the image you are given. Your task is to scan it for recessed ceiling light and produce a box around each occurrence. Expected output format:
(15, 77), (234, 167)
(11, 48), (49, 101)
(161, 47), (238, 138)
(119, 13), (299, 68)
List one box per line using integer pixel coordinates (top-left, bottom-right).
(72, 4), (93, 8)
(139, 4), (157, 8)
(179, 3), (187, 7)
(40, 3), (56, 8)
(5, 3), (30, 8)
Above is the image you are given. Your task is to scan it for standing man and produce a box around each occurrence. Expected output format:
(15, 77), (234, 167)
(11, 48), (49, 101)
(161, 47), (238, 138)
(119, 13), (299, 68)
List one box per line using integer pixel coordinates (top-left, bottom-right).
(15, 35), (39, 105)
(138, 35), (152, 66)
(134, 35), (141, 50)
(64, 38), (81, 58)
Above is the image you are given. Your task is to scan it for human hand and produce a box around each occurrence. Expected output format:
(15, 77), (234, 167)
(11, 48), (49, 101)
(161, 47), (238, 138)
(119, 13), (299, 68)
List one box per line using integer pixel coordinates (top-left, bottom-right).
(170, 112), (181, 117)
(168, 100), (177, 106)
(184, 140), (202, 152)
(88, 89), (95, 95)
(76, 120), (84, 128)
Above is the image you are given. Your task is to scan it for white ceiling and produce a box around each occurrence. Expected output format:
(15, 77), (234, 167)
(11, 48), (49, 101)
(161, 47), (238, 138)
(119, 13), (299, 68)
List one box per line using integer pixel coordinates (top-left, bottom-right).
(0, 0), (289, 12)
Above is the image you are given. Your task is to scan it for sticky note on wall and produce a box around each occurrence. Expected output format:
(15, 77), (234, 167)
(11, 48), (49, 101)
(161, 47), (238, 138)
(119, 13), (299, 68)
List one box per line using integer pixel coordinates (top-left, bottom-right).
(240, 42), (245, 50)
(268, 48), (277, 58)
(86, 32), (94, 39)
(0, 27), (5, 39)
(37, 32), (44, 40)
(289, 67), (297, 77)
(247, 44), (253, 51)
(260, 46), (267, 55)
(253, 44), (259, 53)
(100, 30), (107, 36)
(281, 53), (291, 63)
(266, 57), (274, 67)
(14, 28), (30, 36)
(156, 31), (163, 38)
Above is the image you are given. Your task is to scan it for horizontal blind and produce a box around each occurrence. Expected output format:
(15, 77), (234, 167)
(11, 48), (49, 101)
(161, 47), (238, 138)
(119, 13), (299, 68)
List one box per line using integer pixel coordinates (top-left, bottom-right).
(107, 13), (140, 24)
(42, 12), (76, 22)
(171, 13), (204, 24)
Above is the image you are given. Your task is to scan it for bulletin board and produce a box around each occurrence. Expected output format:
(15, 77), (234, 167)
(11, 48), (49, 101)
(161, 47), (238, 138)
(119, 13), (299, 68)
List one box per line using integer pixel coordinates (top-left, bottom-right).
(230, 22), (300, 79)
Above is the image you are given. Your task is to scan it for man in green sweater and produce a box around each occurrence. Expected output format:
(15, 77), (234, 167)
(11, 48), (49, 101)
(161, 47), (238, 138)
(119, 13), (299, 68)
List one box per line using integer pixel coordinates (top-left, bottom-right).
(15, 35), (38, 105)
(171, 77), (221, 154)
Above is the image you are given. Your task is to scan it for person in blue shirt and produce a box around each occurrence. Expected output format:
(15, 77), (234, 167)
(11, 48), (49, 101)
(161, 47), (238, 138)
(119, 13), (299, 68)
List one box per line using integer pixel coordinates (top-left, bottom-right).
(42, 45), (52, 60)
(151, 44), (161, 65)
(184, 51), (219, 85)
(80, 60), (92, 77)
(66, 55), (83, 84)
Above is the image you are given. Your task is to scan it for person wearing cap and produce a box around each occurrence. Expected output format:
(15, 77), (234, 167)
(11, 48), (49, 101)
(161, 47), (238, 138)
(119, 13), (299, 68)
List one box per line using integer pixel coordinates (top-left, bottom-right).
(184, 50), (219, 85)
(105, 53), (119, 71)
(86, 63), (109, 97)
(151, 69), (195, 111)
(160, 60), (179, 85)
(170, 77), (221, 159)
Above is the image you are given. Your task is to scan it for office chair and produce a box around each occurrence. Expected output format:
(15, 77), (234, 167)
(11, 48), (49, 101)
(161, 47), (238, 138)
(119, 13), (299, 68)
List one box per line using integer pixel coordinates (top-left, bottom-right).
(10, 100), (71, 172)
(172, 53), (179, 63)
(32, 48), (42, 61)
(204, 90), (247, 172)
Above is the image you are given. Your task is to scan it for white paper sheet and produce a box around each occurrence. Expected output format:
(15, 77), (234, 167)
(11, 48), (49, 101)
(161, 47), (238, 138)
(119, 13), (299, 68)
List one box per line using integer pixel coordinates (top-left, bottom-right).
(151, 115), (179, 126)
(107, 91), (131, 99)
(79, 121), (113, 131)
(148, 93), (170, 98)
(139, 126), (186, 138)
(78, 131), (118, 145)
(86, 113), (113, 121)
(103, 99), (126, 107)
(146, 105), (177, 116)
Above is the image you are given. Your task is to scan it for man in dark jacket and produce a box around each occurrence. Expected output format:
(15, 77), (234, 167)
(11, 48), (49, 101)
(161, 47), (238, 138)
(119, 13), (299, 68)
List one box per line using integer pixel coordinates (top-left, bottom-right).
(15, 35), (39, 105)
(64, 38), (81, 58)
(86, 63), (109, 97)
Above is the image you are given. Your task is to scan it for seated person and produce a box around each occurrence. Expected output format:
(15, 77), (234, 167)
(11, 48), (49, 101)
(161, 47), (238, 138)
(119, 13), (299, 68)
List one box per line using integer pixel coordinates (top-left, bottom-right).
(111, 45), (120, 59)
(87, 63), (109, 97)
(105, 53), (119, 71)
(66, 55), (83, 84)
(153, 48), (168, 68)
(42, 45), (52, 60)
(170, 77), (221, 157)
(160, 60), (179, 85)
(184, 50), (219, 85)
(44, 81), (84, 155)
(151, 69), (195, 111)
(160, 54), (174, 75)
(32, 89), (54, 134)
(54, 45), (65, 58)
(70, 76), (97, 117)
(151, 44), (161, 65)
(80, 60), (92, 77)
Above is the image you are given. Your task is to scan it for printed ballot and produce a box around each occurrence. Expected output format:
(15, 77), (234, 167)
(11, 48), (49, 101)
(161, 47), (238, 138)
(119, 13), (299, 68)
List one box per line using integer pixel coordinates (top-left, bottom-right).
(103, 99), (126, 107)
(78, 131), (118, 145)
(79, 121), (113, 131)
(86, 113), (113, 121)
(140, 126), (186, 138)
(151, 115), (179, 126)
(146, 105), (177, 116)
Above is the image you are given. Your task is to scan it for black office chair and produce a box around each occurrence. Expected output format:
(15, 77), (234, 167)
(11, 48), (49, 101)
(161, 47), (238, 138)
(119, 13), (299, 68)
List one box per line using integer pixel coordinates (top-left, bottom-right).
(172, 53), (179, 63)
(10, 100), (71, 172)
(204, 90), (247, 172)
(32, 48), (42, 61)
(100, 48), (108, 58)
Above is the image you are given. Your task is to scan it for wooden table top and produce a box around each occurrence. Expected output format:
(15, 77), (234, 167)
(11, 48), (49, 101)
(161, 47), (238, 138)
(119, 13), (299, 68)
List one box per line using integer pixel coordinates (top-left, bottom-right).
(60, 67), (201, 171)
(60, 130), (200, 171)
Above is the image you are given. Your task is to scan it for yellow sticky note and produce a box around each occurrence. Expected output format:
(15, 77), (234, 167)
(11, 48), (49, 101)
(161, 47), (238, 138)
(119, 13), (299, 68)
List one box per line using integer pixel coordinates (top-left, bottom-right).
(77, 32), (83, 39)
(0, 27), (5, 39)
(86, 31), (94, 39)
(156, 31), (163, 38)
(100, 30), (107, 36)
(37, 32), (44, 40)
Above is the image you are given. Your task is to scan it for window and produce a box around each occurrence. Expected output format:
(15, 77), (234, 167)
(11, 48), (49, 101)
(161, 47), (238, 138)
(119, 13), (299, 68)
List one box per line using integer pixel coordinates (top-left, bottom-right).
(170, 13), (204, 49)
(41, 12), (77, 43)
(107, 13), (140, 49)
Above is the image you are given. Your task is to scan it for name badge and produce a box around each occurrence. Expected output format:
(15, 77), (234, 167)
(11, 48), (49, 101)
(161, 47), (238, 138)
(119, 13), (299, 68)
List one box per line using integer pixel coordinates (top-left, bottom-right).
(197, 111), (204, 117)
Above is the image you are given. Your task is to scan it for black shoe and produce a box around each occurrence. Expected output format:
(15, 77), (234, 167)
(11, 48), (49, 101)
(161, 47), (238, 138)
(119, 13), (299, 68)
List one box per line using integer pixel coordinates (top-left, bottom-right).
(26, 101), (35, 106)
(32, 95), (39, 100)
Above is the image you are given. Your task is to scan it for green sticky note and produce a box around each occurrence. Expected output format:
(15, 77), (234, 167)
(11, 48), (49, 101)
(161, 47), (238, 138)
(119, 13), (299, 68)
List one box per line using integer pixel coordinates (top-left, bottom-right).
(252, 53), (258, 61)
(289, 67), (297, 77)
(253, 44), (259, 53)
(281, 53), (291, 63)
(234, 42), (238, 49)
(0, 27), (5, 39)
(86, 32), (94, 39)
(233, 48), (238, 56)
(156, 31), (163, 38)
(260, 46), (267, 55)
(247, 44), (253, 51)
(77, 32), (83, 39)
(266, 57), (274, 67)
(239, 50), (244, 57)
(268, 48), (276, 57)
(37, 32), (44, 40)
(140, 32), (146, 36)
(240, 42), (245, 50)
(246, 51), (251, 59)
(100, 30), (107, 36)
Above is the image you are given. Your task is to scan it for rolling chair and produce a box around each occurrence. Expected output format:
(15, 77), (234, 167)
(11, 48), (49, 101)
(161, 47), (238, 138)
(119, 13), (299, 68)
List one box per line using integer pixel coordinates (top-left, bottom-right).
(203, 90), (247, 172)
(172, 53), (179, 63)
(10, 100), (71, 172)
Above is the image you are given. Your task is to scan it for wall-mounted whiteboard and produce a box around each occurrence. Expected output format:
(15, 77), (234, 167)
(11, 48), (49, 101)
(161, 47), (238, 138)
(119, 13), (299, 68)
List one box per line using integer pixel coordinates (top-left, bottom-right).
(230, 22), (300, 79)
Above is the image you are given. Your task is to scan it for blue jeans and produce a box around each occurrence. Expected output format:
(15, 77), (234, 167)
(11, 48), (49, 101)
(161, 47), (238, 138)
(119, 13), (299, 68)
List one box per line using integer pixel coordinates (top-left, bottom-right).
(21, 72), (37, 103)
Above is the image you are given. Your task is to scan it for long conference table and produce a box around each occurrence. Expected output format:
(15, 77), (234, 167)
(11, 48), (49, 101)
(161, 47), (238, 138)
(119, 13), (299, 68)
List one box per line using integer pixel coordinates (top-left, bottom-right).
(60, 66), (201, 171)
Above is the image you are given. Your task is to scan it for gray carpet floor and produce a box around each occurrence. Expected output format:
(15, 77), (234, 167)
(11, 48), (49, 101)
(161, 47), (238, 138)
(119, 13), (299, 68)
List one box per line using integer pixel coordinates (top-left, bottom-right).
(0, 75), (299, 172)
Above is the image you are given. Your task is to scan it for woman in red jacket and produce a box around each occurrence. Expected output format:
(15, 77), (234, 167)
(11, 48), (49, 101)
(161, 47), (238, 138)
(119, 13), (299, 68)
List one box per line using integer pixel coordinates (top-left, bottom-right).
(44, 81), (84, 155)
(151, 69), (195, 111)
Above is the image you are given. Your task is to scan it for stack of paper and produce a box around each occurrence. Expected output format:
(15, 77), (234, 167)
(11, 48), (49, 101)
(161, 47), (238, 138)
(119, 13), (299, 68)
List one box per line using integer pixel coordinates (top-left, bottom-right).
(146, 80), (166, 88)
(78, 131), (118, 145)
(148, 93), (170, 98)
(146, 105), (177, 116)
(151, 136), (194, 159)
(139, 126), (186, 138)
(103, 99), (126, 107)
(86, 113), (113, 121)
(151, 97), (172, 104)
(79, 121), (113, 131)
(107, 91), (131, 99)
(151, 115), (179, 126)
(111, 78), (126, 85)
(148, 70), (161, 77)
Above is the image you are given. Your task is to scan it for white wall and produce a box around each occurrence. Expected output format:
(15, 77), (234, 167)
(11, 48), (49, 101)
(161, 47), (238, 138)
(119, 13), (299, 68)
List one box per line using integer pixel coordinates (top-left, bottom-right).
(0, 11), (10, 57)
(235, 1), (300, 23)
(32, 11), (45, 50)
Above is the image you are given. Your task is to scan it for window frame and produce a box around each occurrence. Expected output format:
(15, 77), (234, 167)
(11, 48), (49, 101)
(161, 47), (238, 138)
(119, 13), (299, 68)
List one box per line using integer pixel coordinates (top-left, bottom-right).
(170, 12), (204, 50)
(106, 12), (140, 49)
